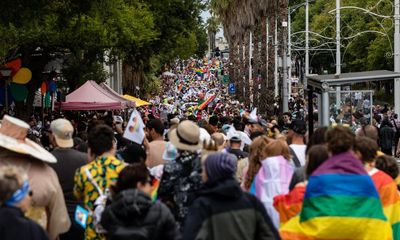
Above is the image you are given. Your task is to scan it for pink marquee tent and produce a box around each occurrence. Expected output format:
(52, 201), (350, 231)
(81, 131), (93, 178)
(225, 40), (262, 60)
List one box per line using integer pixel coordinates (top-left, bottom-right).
(61, 80), (126, 110)
(99, 83), (135, 108)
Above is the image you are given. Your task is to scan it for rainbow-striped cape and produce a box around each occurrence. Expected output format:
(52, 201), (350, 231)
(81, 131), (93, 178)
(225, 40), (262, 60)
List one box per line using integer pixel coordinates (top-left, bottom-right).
(280, 151), (393, 240)
(370, 169), (400, 240)
(273, 184), (306, 225)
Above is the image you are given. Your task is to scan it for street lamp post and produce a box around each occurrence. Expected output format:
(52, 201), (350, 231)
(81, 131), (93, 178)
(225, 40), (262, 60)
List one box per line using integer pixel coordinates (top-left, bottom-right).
(395, 0), (400, 114)
(335, 0), (341, 115)
(283, 20), (289, 112)
(305, 0), (310, 87)
(274, 18), (279, 97)
(288, 10), (292, 97)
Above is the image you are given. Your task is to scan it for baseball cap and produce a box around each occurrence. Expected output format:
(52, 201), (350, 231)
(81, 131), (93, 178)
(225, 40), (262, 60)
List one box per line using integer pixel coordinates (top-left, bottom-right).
(289, 119), (307, 135)
(50, 119), (74, 148)
(229, 132), (241, 142)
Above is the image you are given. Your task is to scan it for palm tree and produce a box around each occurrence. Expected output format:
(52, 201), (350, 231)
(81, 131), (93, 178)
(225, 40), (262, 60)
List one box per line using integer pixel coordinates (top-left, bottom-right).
(266, 7), (277, 116)
(210, 0), (282, 110)
(252, 25), (260, 109)
(206, 16), (220, 54)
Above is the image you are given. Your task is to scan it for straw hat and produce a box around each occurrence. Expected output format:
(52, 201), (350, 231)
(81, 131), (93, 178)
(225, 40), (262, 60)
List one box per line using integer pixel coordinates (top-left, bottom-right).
(0, 115), (57, 163)
(169, 120), (202, 151)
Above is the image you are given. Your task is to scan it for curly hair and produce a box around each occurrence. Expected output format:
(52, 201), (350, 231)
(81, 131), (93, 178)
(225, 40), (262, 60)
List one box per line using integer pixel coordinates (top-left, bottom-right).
(354, 137), (378, 163)
(375, 155), (399, 180)
(243, 136), (274, 190)
(0, 166), (27, 204)
(326, 126), (355, 155)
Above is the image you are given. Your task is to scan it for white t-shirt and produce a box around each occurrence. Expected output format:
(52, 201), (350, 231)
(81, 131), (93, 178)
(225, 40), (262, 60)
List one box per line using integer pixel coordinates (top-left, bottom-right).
(289, 144), (307, 166)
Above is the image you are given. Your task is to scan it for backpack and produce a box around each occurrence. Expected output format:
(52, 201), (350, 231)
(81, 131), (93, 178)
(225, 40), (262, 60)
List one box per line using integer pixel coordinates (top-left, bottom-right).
(84, 167), (108, 234)
(108, 203), (163, 240)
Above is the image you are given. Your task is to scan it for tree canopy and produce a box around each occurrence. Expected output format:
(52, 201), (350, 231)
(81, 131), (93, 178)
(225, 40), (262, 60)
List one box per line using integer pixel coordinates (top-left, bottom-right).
(0, 0), (208, 117)
(289, 0), (394, 74)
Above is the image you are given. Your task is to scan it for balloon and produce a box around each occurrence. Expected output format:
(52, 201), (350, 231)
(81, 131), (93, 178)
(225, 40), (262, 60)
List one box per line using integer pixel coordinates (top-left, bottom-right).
(48, 81), (56, 92)
(40, 82), (47, 95)
(10, 83), (28, 102)
(5, 58), (22, 76)
(45, 92), (51, 108)
(12, 68), (32, 84)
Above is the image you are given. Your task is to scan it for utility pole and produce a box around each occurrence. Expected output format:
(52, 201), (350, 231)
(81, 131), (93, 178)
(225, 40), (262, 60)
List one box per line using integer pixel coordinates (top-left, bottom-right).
(288, 9), (292, 97)
(305, 0), (310, 87)
(395, 0), (400, 114)
(335, 0), (341, 113)
(283, 20), (289, 112)
(249, 31), (253, 105)
(275, 17), (279, 97)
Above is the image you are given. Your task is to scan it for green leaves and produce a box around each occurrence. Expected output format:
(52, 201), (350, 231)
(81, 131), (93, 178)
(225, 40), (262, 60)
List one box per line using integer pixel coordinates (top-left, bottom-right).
(290, 0), (395, 74)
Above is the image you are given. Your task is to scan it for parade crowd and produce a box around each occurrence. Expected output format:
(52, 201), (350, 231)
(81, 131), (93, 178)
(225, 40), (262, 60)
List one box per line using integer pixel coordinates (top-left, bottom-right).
(1, 58), (400, 240)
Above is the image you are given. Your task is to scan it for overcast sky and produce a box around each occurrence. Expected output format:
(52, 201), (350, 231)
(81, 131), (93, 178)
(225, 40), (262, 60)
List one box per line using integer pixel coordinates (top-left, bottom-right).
(200, 10), (224, 38)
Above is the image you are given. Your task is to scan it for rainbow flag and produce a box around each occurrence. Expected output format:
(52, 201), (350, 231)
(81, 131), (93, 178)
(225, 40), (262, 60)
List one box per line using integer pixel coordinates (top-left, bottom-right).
(280, 151), (393, 240)
(198, 95), (215, 110)
(151, 178), (160, 202)
(371, 169), (400, 240)
(273, 184), (306, 225)
(195, 69), (204, 78)
(249, 156), (294, 228)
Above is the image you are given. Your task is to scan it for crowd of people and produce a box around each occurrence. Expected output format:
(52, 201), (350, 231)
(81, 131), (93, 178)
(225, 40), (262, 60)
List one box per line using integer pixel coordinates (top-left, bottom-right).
(1, 58), (400, 240)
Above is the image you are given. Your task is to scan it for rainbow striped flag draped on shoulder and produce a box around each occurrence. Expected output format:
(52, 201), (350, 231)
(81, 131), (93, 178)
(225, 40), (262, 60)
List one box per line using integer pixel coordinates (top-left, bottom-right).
(370, 169), (400, 240)
(280, 151), (393, 240)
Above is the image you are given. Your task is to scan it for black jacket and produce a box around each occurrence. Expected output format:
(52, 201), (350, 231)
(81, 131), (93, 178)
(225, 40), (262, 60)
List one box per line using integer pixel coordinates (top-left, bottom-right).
(226, 148), (249, 159)
(182, 178), (280, 240)
(380, 126), (394, 149)
(101, 189), (180, 240)
(50, 148), (87, 217)
(0, 205), (49, 240)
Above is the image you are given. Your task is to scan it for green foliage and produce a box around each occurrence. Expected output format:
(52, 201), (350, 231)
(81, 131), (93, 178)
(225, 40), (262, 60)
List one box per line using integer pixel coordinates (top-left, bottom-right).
(195, 24), (209, 57)
(289, 0), (395, 74)
(0, 0), (208, 114)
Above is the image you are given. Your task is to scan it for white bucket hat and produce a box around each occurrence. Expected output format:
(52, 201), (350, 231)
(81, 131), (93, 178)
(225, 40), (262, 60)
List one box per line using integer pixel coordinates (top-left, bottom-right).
(0, 115), (57, 163)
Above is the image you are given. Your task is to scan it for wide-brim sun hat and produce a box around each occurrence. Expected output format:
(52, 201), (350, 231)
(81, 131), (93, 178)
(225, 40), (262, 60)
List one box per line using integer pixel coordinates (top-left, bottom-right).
(169, 120), (202, 151)
(0, 115), (57, 163)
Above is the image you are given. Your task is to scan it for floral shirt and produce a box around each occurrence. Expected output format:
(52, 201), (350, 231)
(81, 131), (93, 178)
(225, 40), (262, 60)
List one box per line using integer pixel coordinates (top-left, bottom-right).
(74, 155), (125, 240)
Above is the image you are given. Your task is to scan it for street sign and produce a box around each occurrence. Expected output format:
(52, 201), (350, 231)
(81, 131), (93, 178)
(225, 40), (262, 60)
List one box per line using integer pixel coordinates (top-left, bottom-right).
(228, 83), (236, 94)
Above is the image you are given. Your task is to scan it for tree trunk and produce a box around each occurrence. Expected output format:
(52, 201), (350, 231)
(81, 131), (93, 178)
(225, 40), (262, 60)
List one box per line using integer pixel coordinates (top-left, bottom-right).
(228, 40), (235, 88)
(253, 25), (260, 109)
(266, 10), (276, 116)
(238, 39), (244, 101)
(259, 15), (268, 115)
(122, 62), (145, 98)
(234, 42), (241, 100)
